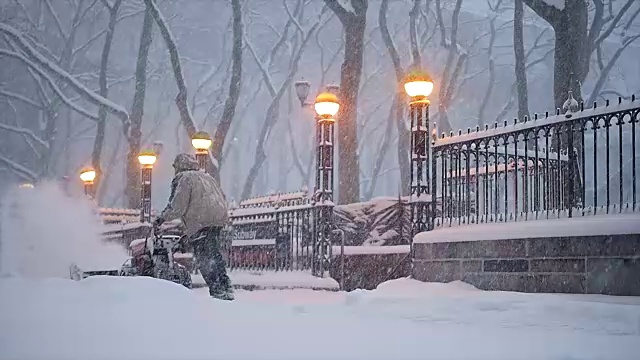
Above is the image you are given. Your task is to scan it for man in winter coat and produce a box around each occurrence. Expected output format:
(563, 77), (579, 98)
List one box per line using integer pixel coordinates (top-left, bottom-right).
(154, 153), (233, 300)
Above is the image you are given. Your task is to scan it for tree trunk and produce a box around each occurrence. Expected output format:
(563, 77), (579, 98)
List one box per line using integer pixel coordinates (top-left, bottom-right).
(379, 0), (409, 196)
(513, 0), (529, 121)
(336, 10), (366, 204)
(523, 0), (588, 109)
(126, 6), (153, 208)
(93, 0), (123, 204)
(211, 0), (242, 181)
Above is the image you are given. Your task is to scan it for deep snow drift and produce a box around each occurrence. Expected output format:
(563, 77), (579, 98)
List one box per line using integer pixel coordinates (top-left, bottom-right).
(0, 182), (128, 278)
(2, 276), (640, 360)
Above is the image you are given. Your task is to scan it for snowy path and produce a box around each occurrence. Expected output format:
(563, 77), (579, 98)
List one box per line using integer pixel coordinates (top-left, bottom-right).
(2, 276), (639, 360)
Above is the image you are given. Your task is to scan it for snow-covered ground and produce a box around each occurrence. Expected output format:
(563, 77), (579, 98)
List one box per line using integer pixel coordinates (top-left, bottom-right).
(2, 275), (640, 360)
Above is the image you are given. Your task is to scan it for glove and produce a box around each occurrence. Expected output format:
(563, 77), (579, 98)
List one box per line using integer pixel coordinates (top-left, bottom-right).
(153, 217), (164, 229)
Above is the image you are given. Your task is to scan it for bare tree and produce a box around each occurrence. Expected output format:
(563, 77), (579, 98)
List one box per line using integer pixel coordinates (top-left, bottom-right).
(211, 0), (243, 181)
(240, 0), (325, 199)
(523, 0), (638, 108)
(93, 0), (124, 202)
(125, 5), (153, 208)
(323, 0), (367, 204)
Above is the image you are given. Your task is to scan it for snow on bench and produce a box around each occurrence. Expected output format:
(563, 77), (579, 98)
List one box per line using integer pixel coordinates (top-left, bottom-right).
(414, 213), (640, 243)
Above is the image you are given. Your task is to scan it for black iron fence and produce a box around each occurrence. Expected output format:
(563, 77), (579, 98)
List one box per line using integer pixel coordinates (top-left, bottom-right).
(431, 96), (639, 228)
(224, 191), (315, 271)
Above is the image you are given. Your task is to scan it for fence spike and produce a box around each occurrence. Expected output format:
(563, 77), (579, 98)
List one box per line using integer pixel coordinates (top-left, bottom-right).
(524, 115), (529, 123)
(458, 129), (463, 135)
(485, 124), (489, 131)
(475, 125), (480, 132)
(467, 127), (471, 134)
(503, 120), (508, 127)
(514, 117), (518, 124)
(556, 108), (560, 115)
(534, 113), (538, 120)
(441, 132), (446, 139)
(580, 101), (584, 111)
(545, 111), (549, 118)
(449, 131), (454, 137)
(632, 94), (636, 102)
(618, 97), (622, 105)
(593, 101), (597, 108)
(606, 99), (610, 107)
(494, 122), (498, 128)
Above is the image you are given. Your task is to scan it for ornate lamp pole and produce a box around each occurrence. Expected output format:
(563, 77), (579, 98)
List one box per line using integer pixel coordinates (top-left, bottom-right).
(404, 70), (435, 237)
(312, 91), (339, 276)
(138, 150), (157, 223)
(191, 131), (213, 173)
(79, 167), (97, 199)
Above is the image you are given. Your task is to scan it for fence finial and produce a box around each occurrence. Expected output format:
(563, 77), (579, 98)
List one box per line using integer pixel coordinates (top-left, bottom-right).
(503, 120), (508, 127)
(524, 115), (528, 123)
(562, 91), (579, 118)
(633, 94), (636, 102)
(449, 131), (454, 137)
(458, 129), (463, 136)
(534, 113), (538, 120)
(475, 125), (480, 132)
(494, 122), (498, 128)
(467, 127), (471, 134)
(485, 124), (489, 131)
(618, 97), (622, 105)
(513, 117), (518, 124)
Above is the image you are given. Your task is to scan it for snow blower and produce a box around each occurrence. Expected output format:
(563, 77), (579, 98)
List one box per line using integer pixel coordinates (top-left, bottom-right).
(70, 226), (192, 289)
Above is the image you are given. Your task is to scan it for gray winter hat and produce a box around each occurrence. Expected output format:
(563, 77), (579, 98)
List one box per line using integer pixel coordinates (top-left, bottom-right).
(172, 153), (200, 172)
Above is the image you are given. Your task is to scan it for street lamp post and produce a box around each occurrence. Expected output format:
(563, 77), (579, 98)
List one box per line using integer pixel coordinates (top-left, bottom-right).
(138, 150), (157, 223)
(312, 91), (339, 277)
(404, 70), (435, 237)
(191, 131), (213, 173)
(79, 168), (97, 199)
(294, 80), (340, 277)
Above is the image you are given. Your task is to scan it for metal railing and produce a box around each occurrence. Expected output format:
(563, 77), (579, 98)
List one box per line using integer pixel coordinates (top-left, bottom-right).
(224, 191), (315, 271)
(431, 95), (639, 229)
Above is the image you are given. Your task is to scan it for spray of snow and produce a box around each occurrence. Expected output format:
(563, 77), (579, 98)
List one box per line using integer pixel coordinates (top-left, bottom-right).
(0, 181), (128, 278)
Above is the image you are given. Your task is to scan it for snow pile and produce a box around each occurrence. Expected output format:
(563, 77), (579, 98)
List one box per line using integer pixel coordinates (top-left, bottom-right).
(0, 182), (128, 278)
(416, 213), (640, 243)
(3, 275), (640, 360)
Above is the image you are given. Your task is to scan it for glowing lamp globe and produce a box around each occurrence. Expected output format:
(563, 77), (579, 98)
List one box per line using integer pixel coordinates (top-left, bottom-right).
(404, 70), (434, 98)
(191, 131), (213, 151)
(79, 168), (97, 183)
(138, 151), (157, 167)
(314, 92), (340, 117)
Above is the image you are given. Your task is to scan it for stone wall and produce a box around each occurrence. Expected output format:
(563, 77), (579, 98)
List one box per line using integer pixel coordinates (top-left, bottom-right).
(413, 234), (640, 296)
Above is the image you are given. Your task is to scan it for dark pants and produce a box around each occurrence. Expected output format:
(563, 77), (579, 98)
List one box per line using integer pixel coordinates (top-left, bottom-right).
(191, 226), (232, 296)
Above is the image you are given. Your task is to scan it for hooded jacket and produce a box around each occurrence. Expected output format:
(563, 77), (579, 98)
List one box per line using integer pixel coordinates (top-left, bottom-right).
(159, 154), (229, 237)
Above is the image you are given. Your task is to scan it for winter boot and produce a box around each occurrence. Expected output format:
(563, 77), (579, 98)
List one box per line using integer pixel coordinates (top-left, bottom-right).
(210, 288), (234, 301)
